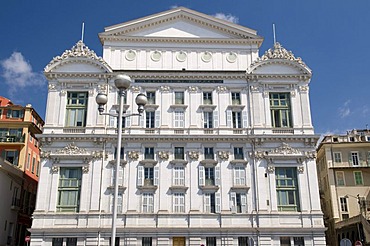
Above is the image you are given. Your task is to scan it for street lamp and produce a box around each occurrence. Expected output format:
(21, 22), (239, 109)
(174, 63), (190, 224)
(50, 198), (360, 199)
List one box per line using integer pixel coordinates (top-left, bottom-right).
(96, 74), (147, 246)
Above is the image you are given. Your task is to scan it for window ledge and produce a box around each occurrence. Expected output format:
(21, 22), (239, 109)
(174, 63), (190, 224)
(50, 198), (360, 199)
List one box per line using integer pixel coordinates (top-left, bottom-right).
(230, 160), (248, 165)
(144, 104), (159, 111)
(198, 105), (217, 112)
(107, 185), (127, 191)
(169, 104), (188, 109)
(170, 160), (188, 165)
(108, 159), (127, 166)
(227, 105), (245, 111)
(138, 185), (157, 191)
(139, 160), (158, 166)
(169, 185), (189, 191)
(199, 185), (219, 191)
(231, 185), (250, 191)
(200, 159), (218, 165)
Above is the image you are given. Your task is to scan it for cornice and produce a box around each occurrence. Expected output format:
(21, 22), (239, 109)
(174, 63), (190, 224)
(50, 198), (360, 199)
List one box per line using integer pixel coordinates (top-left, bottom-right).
(44, 72), (111, 80)
(121, 70), (246, 80)
(246, 73), (311, 82)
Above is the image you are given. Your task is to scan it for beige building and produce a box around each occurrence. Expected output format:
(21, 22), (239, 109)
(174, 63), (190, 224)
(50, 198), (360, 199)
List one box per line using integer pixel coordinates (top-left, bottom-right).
(316, 129), (370, 245)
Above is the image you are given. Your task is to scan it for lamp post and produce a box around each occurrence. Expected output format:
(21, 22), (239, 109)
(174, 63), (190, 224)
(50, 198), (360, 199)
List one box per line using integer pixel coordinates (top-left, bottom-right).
(96, 74), (147, 246)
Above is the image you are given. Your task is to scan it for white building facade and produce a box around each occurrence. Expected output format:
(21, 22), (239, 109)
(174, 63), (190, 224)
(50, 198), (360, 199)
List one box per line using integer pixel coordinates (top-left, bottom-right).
(30, 7), (326, 246)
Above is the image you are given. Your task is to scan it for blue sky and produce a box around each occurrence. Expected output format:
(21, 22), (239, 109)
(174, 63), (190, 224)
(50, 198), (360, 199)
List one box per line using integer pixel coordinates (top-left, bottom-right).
(0, 0), (369, 134)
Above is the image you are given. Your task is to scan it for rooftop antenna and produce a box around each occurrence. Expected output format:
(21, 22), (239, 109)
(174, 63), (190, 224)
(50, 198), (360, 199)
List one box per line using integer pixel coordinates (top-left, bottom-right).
(272, 23), (277, 44)
(81, 22), (85, 42)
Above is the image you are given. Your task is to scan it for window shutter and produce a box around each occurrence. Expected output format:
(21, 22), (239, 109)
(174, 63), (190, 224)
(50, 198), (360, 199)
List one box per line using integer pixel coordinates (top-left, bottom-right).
(137, 166), (144, 187)
(6, 110), (11, 118)
(110, 194), (114, 213)
(348, 152), (353, 165)
(118, 166), (124, 186)
(125, 110), (131, 127)
(117, 194), (123, 214)
(226, 110), (232, 127)
(213, 111), (219, 128)
(155, 111), (160, 128)
(234, 167), (240, 186)
(109, 110), (116, 127)
(199, 165), (205, 186)
(215, 166), (221, 186)
(240, 167), (246, 185)
(241, 194), (247, 213)
(149, 194), (154, 213)
(154, 166), (159, 186)
(140, 114), (145, 127)
(215, 192), (221, 213)
(204, 193), (211, 213)
(230, 192), (237, 213)
(242, 111), (248, 128)
(20, 110), (24, 118)
(111, 168), (115, 187)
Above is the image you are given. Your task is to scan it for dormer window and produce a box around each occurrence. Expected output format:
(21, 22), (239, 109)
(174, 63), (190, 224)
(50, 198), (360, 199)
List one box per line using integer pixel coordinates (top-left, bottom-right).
(270, 93), (292, 128)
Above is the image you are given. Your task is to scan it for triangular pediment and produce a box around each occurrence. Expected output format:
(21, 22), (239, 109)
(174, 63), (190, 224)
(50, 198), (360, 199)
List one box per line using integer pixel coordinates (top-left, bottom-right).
(100, 7), (262, 41)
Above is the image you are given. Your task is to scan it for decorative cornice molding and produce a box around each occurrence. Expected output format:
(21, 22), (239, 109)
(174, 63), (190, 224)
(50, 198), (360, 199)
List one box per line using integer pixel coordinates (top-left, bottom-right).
(269, 142), (301, 155)
(158, 151), (169, 160)
(188, 151), (199, 160)
(128, 151), (140, 160)
(216, 86), (228, 93)
(217, 151), (229, 161)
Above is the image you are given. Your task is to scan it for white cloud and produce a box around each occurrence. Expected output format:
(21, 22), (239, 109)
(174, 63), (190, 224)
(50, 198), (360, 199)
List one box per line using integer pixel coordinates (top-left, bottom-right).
(170, 5), (179, 9)
(338, 100), (351, 118)
(213, 13), (239, 24)
(1, 52), (45, 96)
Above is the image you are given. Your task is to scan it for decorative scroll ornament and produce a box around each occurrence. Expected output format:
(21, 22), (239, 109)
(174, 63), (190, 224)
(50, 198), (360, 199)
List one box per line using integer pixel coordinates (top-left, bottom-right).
(297, 166), (304, 173)
(267, 165), (275, 173)
(305, 151), (316, 159)
(158, 151), (169, 160)
(299, 85), (308, 92)
(160, 85), (171, 92)
(216, 86), (228, 93)
(217, 151), (229, 161)
(48, 83), (57, 91)
(51, 165), (59, 174)
(128, 151), (139, 160)
(97, 84), (107, 92)
(188, 86), (199, 93)
(269, 143), (301, 155)
(56, 143), (87, 155)
(131, 86), (141, 93)
(188, 151), (199, 160)
(40, 150), (51, 159)
(250, 85), (260, 92)
(249, 151), (267, 160)
(44, 40), (109, 72)
(82, 166), (89, 173)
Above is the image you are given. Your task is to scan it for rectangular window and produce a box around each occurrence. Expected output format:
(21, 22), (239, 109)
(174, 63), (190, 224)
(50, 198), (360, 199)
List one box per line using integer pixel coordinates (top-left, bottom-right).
(146, 111), (155, 128)
(114, 147), (124, 160)
(174, 110), (185, 128)
(234, 166), (246, 186)
(232, 111), (242, 128)
(173, 166), (185, 186)
(144, 147), (154, 159)
(203, 112), (213, 128)
(111, 165), (124, 187)
(36, 161), (40, 176)
(174, 147), (185, 160)
(206, 237), (216, 246)
(173, 193), (185, 213)
(110, 237), (120, 246)
(66, 238), (77, 246)
(334, 152), (342, 163)
(66, 92), (88, 127)
(276, 167), (300, 211)
(354, 171), (363, 185)
(340, 197), (348, 212)
(26, 153), (31, 169)
(6, 109), (24, 119)
(270, 93), (292, 128)
(280, 237), (291, 246)
(142, 193), (154, 213)
(205, 167), (215, 186)
(146, 92), (156, 104)
(57, 168), (82, 212)
(144, 167), (154, 186)
(336, 171), (345, 186)
(230, 192), (247, 213)
(204, 147), (214, 159)
(110, 193), (123, 214)
(52, 238), (63, 246)
(238, 237), (248, 246)
(294, 237), (305, 246)
(142, 237), (152, 246)
(231, 92), (241, 105)
(31, 157), (36, 173)
(175, 91), (184, 105)
(350, 152), (359, 166)
(234, 147), (244, 160)
(3, 150), (19, 165)
(203, 92), (212, 105)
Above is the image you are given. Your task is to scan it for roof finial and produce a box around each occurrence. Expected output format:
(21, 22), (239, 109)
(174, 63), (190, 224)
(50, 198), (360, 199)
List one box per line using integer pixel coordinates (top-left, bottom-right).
(81, 22), (85, 43)
(272, 23), (277, 45)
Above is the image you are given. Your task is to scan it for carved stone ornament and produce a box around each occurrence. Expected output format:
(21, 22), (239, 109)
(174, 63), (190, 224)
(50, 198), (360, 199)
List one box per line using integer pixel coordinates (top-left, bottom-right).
(158, 151), (169, 160)
(160, 85), (171, 92)
(188, 151), (199, 160)
(249, 151), (267, 160)
(48, 83), (57, 91)
(128, 151), (139, 160)
(188, 86), (199, 93)
(60, 90), (67, 96)
(131, 86), (141, 93)
(217, 151), (229, 161)
(97, 84), (107, 93)
(269, 143), (301, 155)
(82, 166), (89, 173)
(51, 165), (59, 174)
(305, 151), (316, 159)
(250, 85), (260, 92)
(297, 166), (304, 173)
(267, 165), (275, 173)
(299, 85), (308, 92)
(56, 143), (87, 155)
(216, 86), (228, 93)
(44, 40), (109, 72)
(250, 42), (310, 71)
(40, 150), (51, 159)
(92, 151), (104, 159)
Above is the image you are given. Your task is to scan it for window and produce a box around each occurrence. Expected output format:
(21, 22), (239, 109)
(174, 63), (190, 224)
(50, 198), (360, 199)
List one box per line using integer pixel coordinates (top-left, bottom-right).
(232, 112), (242, 128)
(334, 152), (342, 163)
(173, 166), (185, 186)
(114, 147), (124, 160)
(146, 111), (155, 128)
(110, 237), (120, 246)
(142, 237), (152, 246)
(2, 150), (19, 165)
(173, 193), (185, 213)
(6, 109), (24, 119)
(204, 147), (214, 159)
(231, 92), (241, 105)
(238, 237), (248, 246)
(11, 187), (19, 207)
(234, 166), (246, 186)
(57, 168), (82, 212)
(36, 161), (40, 176)
(280, 237), (291, 246)
(203, 92), (212, 105)
(66, 92), (88, 127)
(336, 171), (345, 186)
(350, 152), (359, 166)
(174, 110), (184, 128)
(29, 134), (33, 143)
(234, 147), (244, 160)
(174, 147), (185, 160)
(276, 167), (300, 211)
(204, 193), (220, 213)
(270, 93), (292, 128)
(110, 193), (123, 213)
(111, 165), (124, 187)
(31, 157), (36, 173)
(144, 167), (154, 186)
(175, 91), (184, 104)
(340, 197), (348, 212)
(205, 167), (215, 186)
(66, 238), (77, 246)
(26, 153), (31, 169)
(206, 237), (216, 246)
(137, 166), (158, 187)
(354, 171), (363, 185)
(146, 92), (156, 104)
(52, 238), (63, 246)
(203, 112), (213, 128)
(142, 193), (154, 213)
(230, 192), (247, 213)
(145, 147), (154, 159)
(294, 237), (305, 246)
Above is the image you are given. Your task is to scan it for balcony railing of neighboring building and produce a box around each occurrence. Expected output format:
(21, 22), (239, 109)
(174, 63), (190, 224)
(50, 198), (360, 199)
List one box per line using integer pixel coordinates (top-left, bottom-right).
(0, 134), (26, 143)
